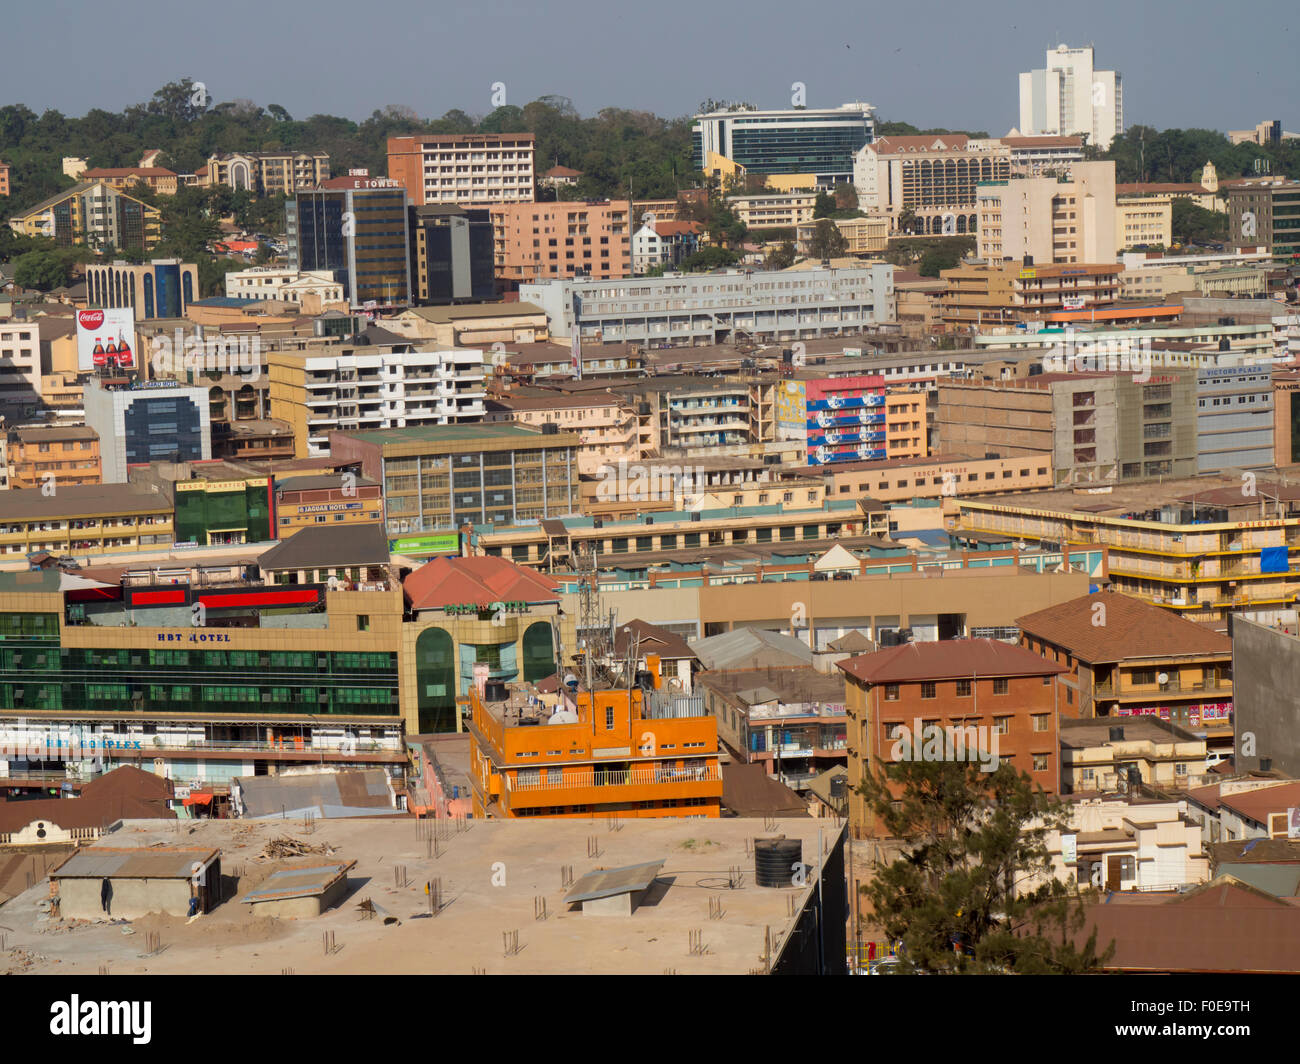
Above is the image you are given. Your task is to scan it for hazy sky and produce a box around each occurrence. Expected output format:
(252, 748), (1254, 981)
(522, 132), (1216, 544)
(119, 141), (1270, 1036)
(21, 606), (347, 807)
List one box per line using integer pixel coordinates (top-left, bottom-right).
(3, 0), (1296, 132)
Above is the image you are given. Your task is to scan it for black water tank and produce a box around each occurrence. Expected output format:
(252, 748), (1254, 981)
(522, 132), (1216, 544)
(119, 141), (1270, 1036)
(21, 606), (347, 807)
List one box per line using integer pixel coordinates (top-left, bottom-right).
(754, 836), (803, 888)
(484, 681), (508, 702)
(1109, 726), (1124, 742)
(542, 422), (559, 434)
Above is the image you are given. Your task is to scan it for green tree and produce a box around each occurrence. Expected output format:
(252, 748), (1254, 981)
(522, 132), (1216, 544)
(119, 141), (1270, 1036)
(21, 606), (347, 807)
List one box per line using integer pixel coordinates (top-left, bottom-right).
(13, 249), (74, 290)
(808, 219), (847, 260)
(679, 246), (740, 271)
(858, 754), (1114, 974)
(919, 244), (964, 277)
(764, 240), (797, 270)
(832, 182), (859, 211)
(813, 192), (837, 219)
(1170, 198), (1229, 245)
(897, 207), (919, 236)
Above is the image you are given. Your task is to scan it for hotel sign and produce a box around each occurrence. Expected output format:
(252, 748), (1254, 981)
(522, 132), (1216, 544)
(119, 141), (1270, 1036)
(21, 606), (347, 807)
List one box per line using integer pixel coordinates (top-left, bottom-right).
(157, 632), (233, 643)
(295, 502), (364, 514)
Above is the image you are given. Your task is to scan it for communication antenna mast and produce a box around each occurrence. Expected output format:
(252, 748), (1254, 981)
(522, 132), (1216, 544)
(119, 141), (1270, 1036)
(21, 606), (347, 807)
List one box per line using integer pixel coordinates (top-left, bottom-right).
(575, 541), (614, 691)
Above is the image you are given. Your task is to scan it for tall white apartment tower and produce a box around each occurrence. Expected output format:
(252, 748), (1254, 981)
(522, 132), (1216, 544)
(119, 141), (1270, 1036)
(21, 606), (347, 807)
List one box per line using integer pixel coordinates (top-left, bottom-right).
(1018, 44), (1123, 151)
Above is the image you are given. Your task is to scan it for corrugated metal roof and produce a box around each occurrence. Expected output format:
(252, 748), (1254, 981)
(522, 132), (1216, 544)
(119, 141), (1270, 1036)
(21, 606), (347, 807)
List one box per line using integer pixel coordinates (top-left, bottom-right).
(51, 846), (218, 880)
(242, 862), (355, 902)
(565, 860), (665, 903)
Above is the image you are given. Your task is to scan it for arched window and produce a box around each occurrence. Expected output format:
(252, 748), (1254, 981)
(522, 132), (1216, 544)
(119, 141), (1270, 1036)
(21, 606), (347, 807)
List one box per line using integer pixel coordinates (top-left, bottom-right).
(415, 627), (456, 733)
(143, 275), (154, 320)
(522, 622), (555, 683)
(182, 270), (194, 308)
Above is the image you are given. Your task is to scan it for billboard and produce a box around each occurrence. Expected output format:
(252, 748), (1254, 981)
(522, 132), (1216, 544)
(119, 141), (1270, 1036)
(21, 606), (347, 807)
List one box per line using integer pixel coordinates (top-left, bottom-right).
(390, 532), (461, 556)
(76, 307), (136, 372)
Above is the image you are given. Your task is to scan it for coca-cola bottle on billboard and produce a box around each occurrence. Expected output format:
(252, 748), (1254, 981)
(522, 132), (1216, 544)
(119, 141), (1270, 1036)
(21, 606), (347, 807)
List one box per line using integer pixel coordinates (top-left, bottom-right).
(115, 331), (133, 368)
(92, 338), (106, 366)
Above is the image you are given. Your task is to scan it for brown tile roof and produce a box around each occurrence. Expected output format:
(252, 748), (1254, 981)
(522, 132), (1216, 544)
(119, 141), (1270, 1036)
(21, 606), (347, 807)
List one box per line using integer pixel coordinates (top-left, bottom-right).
(611, 618), (697, 662)
(720, 762), (809, 817)
(1078, 879), (1300, 973)
(403, 555), (559, 612)
(1001, 135), (1084, 148)
(0, 794), (175, 834)
(1216, 781), (1300, 828)
(837, 638), (1066, 685)
(82, 167), (178, 179)
(1016, 591), (1230, 664)
(1212, 838), (1300, 865)
(80, 765), (173, 805)
(873, 135), (969, 153)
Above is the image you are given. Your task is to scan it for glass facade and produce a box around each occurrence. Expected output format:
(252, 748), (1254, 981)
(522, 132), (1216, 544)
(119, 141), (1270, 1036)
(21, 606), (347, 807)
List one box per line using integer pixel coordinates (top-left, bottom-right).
(0, 625), (398, 716)
(693, 110), (873, 178)
(123, 395), (203, 465)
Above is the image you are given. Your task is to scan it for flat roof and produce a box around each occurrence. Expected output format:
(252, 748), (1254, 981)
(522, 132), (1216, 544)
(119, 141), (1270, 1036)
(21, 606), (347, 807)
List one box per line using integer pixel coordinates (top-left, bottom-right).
(51, 846), (219, 880)
(241, 862), (355, 903)
(337, 423), (560, 447)
(0, 483), (171, 521)
(3, 816), (840, 975)
(564, 860), (666, 903)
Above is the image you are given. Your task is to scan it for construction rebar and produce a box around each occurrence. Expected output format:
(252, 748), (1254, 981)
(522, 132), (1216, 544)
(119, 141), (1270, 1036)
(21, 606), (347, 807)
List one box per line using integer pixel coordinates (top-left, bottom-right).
(561, 864), (574, 888)
(688, 929), (705, 956)
(502, 930), (520, 956)
(587, 836), (600, 858)
(534, 896), (548, 921)
(709, 896), (723, 920)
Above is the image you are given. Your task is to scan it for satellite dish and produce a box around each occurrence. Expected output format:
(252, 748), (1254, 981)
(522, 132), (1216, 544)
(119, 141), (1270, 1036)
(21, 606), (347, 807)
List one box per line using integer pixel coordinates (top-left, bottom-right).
(1157, 672), (1169, 685)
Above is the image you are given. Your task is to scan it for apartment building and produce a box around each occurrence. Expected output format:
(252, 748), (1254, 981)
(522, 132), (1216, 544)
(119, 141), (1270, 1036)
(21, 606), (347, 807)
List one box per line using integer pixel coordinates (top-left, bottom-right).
(7, 181), (162, 252)
(483, 393), (644, 477)
(794, 215), (889, 257)
(1018, 44), (1123, 151)
(838, 639), (1066, 837)
(467, 680), (722, 819)
(201, 152), (330, 196)
(939, 261), (1121, 327)
(1002, 135), (1084, 177)
(1058, 716), (1211, 795)
(1017, 590), (1233, 746)
(408, 204), (495, 304)
(387, 133), (535, 208)
(1273, 369), (1300, 466)
(0, 161), (10, 197)
(276, 473), (383, 535)
(693, 103), (875, 187)
(790, 452), (1053, 506)
(775, 373), (887, 465)
(520, 264), (896, 346)
(6, 426), (101, 490)
(959, 474), (1300, 623)
(85, 260), (199, 320)
(386, 302), (549, 348)
(490, 200), (631, 286)
(329, 423), (579, 540)
(725, 191), (817, 229)
(83, 380), (211, 482)
(631, 220), (700, 274)
(286, 176), (411, 309)
(1231, 618), (1300, 778)
(854, 135), (1011, 234)
(1225, 177), (1300, 257)
(224, 268), (343, 305)
(0, 482), (174, 556)
(699, 667), (847, 792)
(81, 167), (180, 196)
(0, 319), (41, 412)
(1115, 191), (1172, 250)
(977, 161), (1118, 265)
(268, 346), (486, 458)
(937, 370), (1198, 486)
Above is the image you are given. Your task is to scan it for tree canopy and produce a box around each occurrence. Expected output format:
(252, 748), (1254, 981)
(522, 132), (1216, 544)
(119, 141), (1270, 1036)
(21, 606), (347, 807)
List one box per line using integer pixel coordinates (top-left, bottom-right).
(857, 754), (1114, 974)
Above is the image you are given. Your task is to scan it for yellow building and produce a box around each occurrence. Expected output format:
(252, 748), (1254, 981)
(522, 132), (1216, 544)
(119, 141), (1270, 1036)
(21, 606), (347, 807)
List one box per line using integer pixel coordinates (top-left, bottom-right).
(7, 180), (162, 252)
(1116, 192), (1172, 250)
(795, 215), (889, 256)
(0, 483), (174, 557)
(726, 191), (817, 229)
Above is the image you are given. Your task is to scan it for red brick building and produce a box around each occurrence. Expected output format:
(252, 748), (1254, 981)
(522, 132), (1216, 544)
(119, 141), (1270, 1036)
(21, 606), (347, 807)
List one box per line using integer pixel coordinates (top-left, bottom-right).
(837, 639), (1066, 837)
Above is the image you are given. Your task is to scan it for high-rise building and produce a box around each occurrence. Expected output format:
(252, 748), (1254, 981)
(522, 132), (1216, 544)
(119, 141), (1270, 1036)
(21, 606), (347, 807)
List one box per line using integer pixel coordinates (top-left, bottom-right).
(692, 103), (875, 187)
(84, 260), (200, 320)
(408, 204), (495, 304)
(387, 133), (536, 207)
(7, 181), (162, 252)
(1225, 177), (1300, 258)
(83, 379), (212, 482)
(491, 200), (631, 286)
(286, 175), (411, 309)
(1018, 44), (1123, 151)
(976, 161), (1118, 264)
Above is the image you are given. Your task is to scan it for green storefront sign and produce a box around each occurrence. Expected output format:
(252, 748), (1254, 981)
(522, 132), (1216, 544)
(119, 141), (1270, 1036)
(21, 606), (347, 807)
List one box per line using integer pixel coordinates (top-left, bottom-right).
(390, 532), (461, 555)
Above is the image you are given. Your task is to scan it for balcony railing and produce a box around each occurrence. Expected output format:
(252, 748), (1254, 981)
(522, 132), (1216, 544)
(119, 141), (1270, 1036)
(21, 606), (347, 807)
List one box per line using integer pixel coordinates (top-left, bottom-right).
(506, 764), (720, 792)
(1093, 679), (1232, 697)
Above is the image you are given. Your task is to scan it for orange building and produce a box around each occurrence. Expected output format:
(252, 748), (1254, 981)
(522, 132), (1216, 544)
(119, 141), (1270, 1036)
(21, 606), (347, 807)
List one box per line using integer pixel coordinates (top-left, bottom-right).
(838, 639), (1066, 837)
(80, 167), (180, 196)
(490, 200), (631, 286)
(0, 161), (10, 197)
(7, 425), (102, 490)
(467, 673), (722, 819)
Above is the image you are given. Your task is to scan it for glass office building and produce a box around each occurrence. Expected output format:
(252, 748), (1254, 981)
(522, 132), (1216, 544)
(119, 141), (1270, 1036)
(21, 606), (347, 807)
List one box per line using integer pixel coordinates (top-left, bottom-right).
(692, 103), (875, 184)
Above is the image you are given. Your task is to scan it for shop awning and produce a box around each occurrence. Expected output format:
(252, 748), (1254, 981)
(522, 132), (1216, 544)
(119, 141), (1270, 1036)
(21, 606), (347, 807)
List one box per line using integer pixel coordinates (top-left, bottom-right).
(183, 791), (214, 807)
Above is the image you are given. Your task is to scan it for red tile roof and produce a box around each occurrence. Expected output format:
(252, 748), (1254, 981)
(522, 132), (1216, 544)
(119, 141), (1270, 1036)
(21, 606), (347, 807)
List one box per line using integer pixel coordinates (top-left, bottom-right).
(837, 638), (1065, 685)
(1016, 591), (1231, 664)
(653, 221), (701, 237)
(1001, 135), (1085, 148)
(873, 135), (969, 153)
(403, 556), (560, 611)
(1217, 781), (1300, 828)
(543, 165), (583, 178)
(83, 167), (178, 178)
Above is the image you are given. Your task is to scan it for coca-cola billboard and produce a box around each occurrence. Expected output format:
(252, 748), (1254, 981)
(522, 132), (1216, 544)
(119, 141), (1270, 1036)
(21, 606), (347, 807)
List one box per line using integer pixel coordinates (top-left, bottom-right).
(76, 306), (136, 372)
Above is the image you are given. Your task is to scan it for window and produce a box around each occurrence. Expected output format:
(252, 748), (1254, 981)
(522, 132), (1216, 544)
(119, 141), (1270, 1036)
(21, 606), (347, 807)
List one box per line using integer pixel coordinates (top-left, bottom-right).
(884, 684), (900, 701)
(1042, 674), (1051, 685)
(921, 682), (936, 699)
(1032, 714), (1050, 732)
(1174, 762), (1188, 776)
(993, 716), (1011, 734)
(955, 680), (972, 697)
(605, 706), (614, 730)
(1032, 754), (1049, 772)
(993, 678), (1009, 695)
(356, 615), (370, 632)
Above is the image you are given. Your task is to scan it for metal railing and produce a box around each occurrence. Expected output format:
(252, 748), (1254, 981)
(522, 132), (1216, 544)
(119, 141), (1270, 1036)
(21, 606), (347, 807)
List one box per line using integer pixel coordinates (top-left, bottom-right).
(506, 765), (721, 792)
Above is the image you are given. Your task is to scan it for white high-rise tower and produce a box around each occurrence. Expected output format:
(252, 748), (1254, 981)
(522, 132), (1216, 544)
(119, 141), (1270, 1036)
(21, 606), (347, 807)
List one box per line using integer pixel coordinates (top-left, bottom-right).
(1018, 44), (1123, 151)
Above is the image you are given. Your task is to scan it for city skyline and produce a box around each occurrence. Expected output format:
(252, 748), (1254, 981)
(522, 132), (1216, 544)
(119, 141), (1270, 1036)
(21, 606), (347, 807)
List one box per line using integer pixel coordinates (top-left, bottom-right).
(1, 0), (1296, 135)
